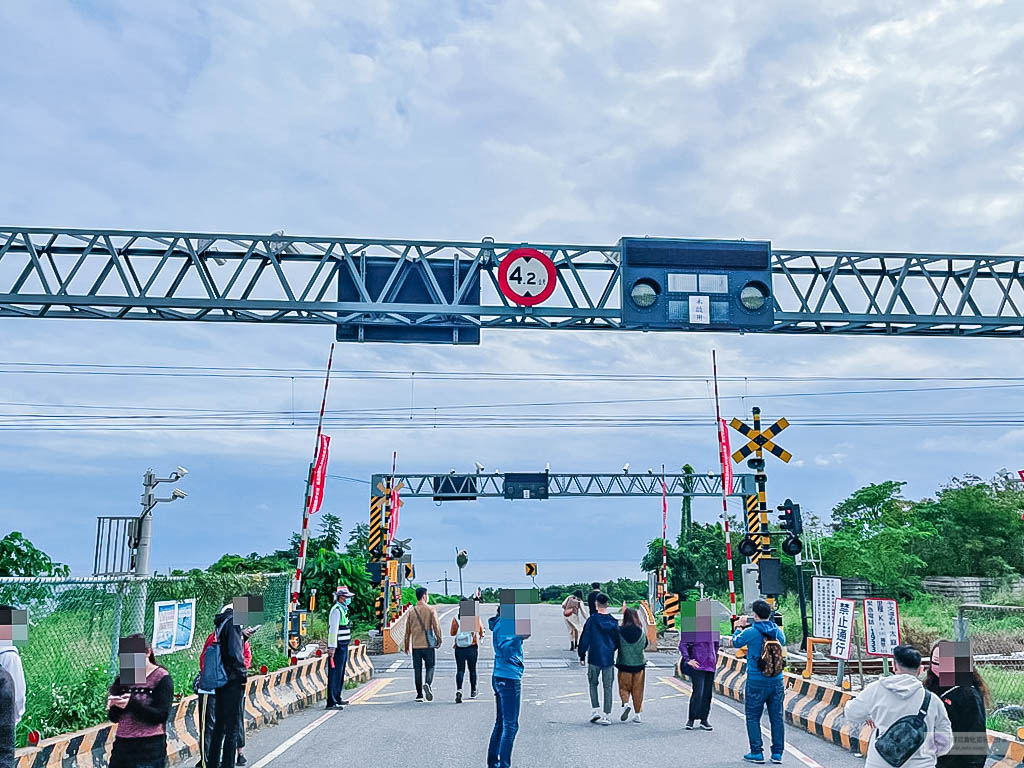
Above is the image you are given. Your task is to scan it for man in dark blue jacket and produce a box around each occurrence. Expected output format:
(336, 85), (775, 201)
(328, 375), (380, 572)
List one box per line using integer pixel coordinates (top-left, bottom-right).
(732, 599), (788, 764)
(207, 602), (249, 768)
(578, 593), (620, 725)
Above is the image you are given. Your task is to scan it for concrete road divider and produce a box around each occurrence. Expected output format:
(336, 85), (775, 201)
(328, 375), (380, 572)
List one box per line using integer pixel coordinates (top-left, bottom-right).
(676, 651), (1024, 767)
(15, 644), (373, 768)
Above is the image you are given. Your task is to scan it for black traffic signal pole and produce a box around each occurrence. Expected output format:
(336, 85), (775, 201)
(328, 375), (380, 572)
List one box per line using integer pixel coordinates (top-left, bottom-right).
(779, 498), (811, 645)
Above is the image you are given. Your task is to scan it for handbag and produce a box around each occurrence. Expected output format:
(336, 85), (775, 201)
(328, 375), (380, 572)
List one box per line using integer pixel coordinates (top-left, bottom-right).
(413, 605), (438, 648)
(874, 690), (931, 767)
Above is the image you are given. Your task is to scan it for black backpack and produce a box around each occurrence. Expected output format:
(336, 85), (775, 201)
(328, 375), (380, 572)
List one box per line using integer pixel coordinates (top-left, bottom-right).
(874, 690), (931, 767)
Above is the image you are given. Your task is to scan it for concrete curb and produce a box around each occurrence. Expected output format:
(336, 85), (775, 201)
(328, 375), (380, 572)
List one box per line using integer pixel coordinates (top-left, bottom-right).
(15, 644), (374, 768)
(677, 652), (1024, 767)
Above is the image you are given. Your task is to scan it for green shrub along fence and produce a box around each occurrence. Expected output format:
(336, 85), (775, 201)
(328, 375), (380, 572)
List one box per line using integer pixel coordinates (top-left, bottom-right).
(0, 572), (290, 747)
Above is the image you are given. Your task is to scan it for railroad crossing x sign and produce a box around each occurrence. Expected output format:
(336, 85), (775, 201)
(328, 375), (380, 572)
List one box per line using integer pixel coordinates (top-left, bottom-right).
(729, 416), (792, 464)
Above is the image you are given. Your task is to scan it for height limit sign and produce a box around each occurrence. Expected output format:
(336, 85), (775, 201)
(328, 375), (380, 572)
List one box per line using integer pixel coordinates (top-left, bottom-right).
(498, 248), (557, 306)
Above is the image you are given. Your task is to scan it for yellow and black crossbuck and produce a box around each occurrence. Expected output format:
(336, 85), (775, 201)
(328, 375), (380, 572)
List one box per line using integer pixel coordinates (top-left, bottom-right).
(729, 416), (792, 463)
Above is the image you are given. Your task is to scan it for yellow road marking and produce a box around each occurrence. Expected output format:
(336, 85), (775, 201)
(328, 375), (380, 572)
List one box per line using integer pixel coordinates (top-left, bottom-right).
(350, 676), (395, 704)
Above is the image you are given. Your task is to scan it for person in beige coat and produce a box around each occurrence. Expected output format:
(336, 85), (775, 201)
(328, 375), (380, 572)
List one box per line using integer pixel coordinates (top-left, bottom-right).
(403, 587), (442, 702)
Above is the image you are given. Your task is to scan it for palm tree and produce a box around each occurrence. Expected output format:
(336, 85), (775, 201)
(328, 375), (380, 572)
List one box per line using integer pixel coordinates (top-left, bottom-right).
(680, 463), (695, 545)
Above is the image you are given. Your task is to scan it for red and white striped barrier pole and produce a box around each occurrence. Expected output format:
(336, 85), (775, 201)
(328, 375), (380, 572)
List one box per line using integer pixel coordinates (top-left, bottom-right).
(712, 351), (737, 618)
(290, 343), (335, 616)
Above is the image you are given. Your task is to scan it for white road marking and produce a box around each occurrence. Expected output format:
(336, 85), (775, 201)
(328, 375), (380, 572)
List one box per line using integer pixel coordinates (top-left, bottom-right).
(386, 660), (404, 672)
(249, 710), (337, 768)
(662, 677), (827, 768)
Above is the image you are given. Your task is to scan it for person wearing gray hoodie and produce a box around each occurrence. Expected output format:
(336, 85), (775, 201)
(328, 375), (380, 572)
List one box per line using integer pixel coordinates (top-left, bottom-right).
(844, 645), (954, 768)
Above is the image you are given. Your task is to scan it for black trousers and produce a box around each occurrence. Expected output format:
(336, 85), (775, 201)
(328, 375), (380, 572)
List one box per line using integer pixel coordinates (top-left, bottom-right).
(411, 647), (436, 696)
(687, 669), (715, 723)
(207, 682), (244, 768)
(198, 693), (215, 767)
(454, 644), (478, 691)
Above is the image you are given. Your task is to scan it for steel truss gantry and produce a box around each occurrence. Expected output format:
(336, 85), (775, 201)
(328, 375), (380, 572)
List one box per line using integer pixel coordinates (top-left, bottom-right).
(2, 226), (1024, 337)
(371, 471), (755, 498)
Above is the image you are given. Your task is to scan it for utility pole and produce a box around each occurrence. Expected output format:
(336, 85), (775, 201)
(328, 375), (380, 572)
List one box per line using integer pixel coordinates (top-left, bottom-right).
(129, 466), (188, 633)
(443, 571), (451, 597)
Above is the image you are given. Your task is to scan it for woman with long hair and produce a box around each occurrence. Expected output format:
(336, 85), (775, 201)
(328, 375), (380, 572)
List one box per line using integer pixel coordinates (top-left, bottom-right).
(615, 607), (648, 723)
(561, 589), (587, 651)
(925, 640), (990, 768)
(107, 634), (173, 768)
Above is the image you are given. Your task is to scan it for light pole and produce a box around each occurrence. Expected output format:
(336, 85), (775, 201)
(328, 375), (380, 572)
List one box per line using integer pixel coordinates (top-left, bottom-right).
(128, 466), (188, 633)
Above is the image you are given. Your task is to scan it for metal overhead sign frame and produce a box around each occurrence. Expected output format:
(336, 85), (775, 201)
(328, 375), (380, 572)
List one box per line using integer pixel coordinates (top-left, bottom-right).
(367, 469), (754, 629)
(2, 227), (1024, 339)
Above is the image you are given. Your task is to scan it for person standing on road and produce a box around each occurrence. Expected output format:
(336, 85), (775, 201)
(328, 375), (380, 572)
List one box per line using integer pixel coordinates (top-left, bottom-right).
(680, 620), (720, 730)
(925, 641), (988, 768)
(844, 645), (953, 768)
(578, 593), (620, 725)
(326, 585), (354, 710)
(206, 604), (248, 768)
(107, 635), (173, 768)
(732, 599), (787, 764)
(0, 666), (16, 768)
(561, 590), (586, 651)
(586, 582), (602, 616)
(615, 607), (648, 723)
(450, 597), (485, 703)
(488, 596), (530, 768)
(403, 587), (442, 702)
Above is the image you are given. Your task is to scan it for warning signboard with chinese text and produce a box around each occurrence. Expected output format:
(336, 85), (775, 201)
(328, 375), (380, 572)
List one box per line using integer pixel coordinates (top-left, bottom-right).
(863, 598), (901, 657)
(829, 598), (856, 660)
(812, 577), (842, 639)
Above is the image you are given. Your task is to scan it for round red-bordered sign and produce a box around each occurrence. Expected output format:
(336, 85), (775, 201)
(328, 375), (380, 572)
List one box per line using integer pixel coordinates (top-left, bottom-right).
(497, 248), (557, 306)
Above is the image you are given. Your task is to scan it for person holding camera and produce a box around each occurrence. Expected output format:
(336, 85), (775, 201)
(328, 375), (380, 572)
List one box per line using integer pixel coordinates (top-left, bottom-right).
(731, 600), (787, 764)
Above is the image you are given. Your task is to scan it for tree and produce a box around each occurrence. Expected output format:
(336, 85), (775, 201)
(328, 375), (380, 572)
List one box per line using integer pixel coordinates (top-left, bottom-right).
(0, 532), (69, 578)
(679, 463), (695, 544)
(316, 513), (344, 553)
(346, 523), (370, 557)
(643, 524), (742, 598)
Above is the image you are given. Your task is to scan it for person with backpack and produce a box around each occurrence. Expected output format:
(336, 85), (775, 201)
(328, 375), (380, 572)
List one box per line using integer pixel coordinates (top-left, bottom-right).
(205, 603), (248, 768)
(844, 645), (953, 768)
(561, 590), (587, 651)
(925, 641), (989, 768)
(731, 599), (788, 764)
(578, 593), (621, 725)
(107, 635), (174, 768)
(326, 585), (354, 710)
(615, 607), (648, 723)
(403, 587), (442, 702)
(450, 597), (485, 703)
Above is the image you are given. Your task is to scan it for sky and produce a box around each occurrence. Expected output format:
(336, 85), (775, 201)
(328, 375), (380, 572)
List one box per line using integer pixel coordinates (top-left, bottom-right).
(1, 0), (1023, 579)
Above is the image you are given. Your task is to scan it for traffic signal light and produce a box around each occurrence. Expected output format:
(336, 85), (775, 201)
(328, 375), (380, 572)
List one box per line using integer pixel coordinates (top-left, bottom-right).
(620, 238), (774, 331)
(737, 536), (759, 557)
(777, 498), (803, 555)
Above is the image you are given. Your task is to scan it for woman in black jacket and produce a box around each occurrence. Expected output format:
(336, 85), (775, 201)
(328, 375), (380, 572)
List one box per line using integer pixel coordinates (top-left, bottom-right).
(925, 640), (989, 768)
(107, 634), (174, 768)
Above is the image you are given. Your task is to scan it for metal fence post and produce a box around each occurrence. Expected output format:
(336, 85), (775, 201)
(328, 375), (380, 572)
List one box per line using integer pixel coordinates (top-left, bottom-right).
(953, 610), (969, 643)
(109, 583), (124, 677)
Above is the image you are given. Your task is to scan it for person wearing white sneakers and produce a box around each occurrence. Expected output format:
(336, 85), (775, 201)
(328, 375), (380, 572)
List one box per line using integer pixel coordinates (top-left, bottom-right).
(615, 607), (648, 723)
(578, 593), (620, 726)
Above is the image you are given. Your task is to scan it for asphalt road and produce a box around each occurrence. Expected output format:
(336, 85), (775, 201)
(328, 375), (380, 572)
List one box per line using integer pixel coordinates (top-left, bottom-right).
(239, 604), (865, 768)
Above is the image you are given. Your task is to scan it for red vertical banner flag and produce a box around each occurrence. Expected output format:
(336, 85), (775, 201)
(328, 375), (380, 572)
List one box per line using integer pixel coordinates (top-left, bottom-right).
(718, 418), (733, 495)
(307, 434), (331, 514)
(387, 485), (401, 544)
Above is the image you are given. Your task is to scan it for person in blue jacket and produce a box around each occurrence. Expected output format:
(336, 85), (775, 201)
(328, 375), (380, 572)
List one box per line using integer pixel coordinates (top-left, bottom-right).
(578, 593), (621, 725)
(487, 597), (530, 768)
(732, 599), (788, 764)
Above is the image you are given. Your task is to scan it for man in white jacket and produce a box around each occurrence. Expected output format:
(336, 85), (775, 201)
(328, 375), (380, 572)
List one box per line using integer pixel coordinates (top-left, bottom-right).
(844, 645), (953, 768)
(0, 606), (27, 725)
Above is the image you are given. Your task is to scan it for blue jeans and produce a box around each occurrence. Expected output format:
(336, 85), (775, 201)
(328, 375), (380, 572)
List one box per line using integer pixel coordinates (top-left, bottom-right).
(744, 677), (785, 756)
(327, 642), (349, 706)
(487, 676), (521, 768)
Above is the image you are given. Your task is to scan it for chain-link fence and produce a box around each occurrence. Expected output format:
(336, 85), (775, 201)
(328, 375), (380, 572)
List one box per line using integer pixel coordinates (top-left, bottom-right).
(957, 603), (1024, 736)
(0, 572), (289, 746)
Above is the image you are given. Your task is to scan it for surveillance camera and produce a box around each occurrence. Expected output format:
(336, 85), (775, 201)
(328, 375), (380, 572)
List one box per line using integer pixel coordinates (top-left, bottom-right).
(176, 466), (188, 477)
(171, 488), (188, 500)
(622, 463), (630, 474)
(647, 468), (654, 475)
(474, 461), (485, 473)
(449, 468), (456, 474)
(494, 468), (502, 476)
(545, 462), (550, 473)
